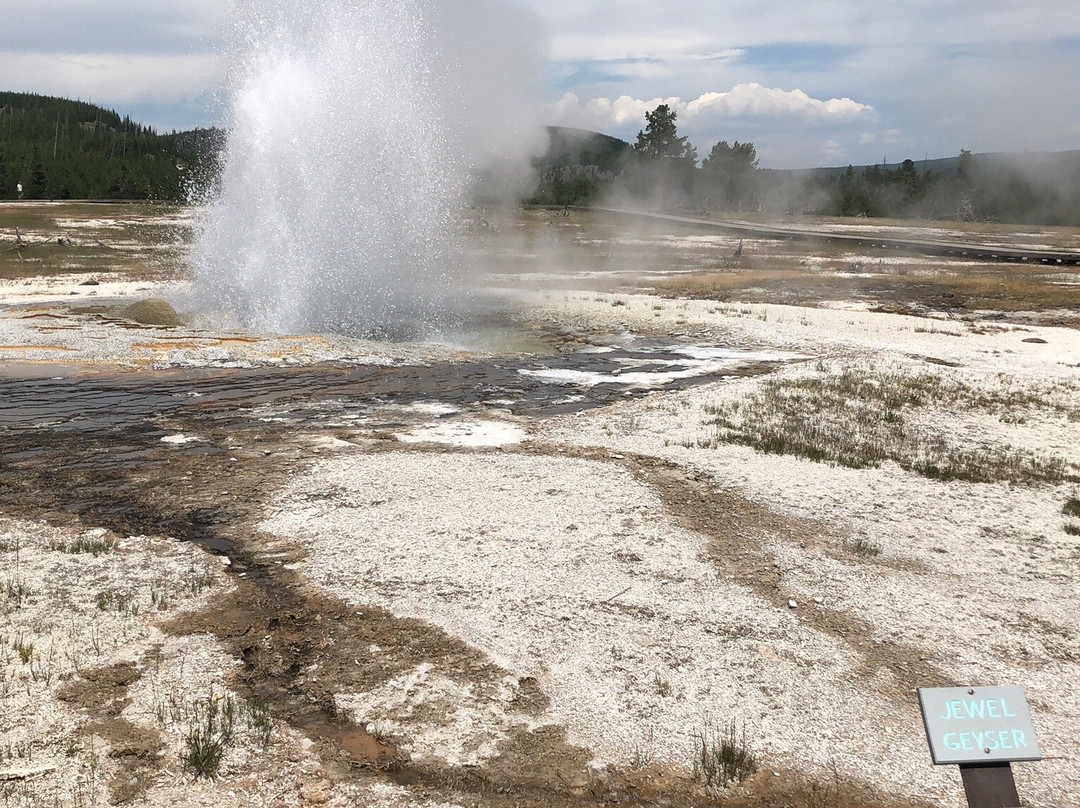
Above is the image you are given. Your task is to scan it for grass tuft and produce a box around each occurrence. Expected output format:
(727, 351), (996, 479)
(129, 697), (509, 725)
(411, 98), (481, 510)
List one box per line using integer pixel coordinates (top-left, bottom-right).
(65, 535), (119, 555)
(242, 697), (274, 749)
(1063, 498), (1080, 518)
(843, 537), (882, 558)
(692, 720), (758, 788)
(2, 576), (34, 610)
(183, 689), (236, 779)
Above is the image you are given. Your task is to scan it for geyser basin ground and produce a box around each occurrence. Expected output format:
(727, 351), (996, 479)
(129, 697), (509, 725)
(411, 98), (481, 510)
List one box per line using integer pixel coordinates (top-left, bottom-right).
(1, 202), (1079, 808)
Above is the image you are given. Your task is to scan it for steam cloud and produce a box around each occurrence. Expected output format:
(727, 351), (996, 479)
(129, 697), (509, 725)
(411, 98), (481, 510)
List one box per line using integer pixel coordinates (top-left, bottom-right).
(193, 0), (544, 338)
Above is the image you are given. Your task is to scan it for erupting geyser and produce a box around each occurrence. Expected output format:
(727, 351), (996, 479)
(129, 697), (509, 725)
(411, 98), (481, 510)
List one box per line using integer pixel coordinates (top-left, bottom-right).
(194, 0), (541, 339)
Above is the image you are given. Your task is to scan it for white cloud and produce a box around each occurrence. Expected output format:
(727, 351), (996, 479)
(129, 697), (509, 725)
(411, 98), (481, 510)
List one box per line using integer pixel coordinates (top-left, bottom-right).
(686, 84), (872, 122)
(552, 83), (873, 132)
(821, 139), (847, 161)
(552, 93), (681, 128)
(0, 51), (222, 106)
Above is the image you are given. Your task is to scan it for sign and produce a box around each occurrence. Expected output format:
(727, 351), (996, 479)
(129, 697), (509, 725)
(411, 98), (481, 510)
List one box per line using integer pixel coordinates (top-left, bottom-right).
(918, 686), (1042, 766)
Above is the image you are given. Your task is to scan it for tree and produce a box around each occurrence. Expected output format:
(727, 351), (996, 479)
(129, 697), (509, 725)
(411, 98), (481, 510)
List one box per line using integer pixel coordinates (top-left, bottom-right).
(957, 149), (974, 183)
(28, 147), (46, 199)
(702, 140), (758, 174)
(633, 104), (697, 165)
(702, 140), (758, 209)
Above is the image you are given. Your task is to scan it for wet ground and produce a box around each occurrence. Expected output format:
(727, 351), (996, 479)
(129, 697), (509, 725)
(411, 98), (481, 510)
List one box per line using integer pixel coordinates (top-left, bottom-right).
(0, 337), (788, 431)
(0, 333), (789, 575)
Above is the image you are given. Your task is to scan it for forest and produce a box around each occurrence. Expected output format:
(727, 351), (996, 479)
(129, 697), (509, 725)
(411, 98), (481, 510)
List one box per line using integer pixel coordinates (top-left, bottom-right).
(533, 107), (1080, 227)
(0, 92), (218, 202)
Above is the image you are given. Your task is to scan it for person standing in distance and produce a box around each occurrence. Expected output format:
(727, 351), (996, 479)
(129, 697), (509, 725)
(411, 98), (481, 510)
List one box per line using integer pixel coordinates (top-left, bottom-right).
(16, 183), (23, 200)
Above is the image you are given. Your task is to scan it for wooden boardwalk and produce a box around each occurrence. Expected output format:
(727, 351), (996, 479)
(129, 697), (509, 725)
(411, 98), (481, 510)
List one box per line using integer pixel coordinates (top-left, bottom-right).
(593, 207), (1080, 266)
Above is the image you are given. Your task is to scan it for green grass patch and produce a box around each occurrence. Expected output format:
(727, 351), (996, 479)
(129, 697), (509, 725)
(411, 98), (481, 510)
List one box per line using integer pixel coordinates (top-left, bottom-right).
(696, 367), (1078, 484)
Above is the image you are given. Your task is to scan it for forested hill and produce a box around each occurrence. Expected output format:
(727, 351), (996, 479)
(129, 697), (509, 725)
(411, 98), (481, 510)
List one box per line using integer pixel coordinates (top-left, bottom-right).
(0, 92), (217, 201)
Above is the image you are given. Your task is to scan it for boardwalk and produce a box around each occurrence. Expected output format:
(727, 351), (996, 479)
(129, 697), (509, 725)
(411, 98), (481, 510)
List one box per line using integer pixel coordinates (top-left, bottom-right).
(594, 207), (1080, 266)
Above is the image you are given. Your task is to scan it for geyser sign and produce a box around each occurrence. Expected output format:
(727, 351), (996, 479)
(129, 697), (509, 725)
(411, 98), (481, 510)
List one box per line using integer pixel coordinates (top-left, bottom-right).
(919, 686), (1042, 808)
(918, 686), (1041, 765)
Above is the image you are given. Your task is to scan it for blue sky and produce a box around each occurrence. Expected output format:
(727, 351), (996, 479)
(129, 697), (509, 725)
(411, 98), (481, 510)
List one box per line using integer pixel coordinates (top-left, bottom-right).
(1, 0), (1077, 168)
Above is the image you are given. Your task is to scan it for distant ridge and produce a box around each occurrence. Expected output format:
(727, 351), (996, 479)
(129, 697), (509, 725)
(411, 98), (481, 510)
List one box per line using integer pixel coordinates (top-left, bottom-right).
(763, 149), (1080, 178)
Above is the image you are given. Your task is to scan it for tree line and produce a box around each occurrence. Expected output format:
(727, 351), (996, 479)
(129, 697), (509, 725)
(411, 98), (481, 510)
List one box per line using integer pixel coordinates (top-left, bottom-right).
(532, 104), (1080, 227)
(0, 92), (215, 202)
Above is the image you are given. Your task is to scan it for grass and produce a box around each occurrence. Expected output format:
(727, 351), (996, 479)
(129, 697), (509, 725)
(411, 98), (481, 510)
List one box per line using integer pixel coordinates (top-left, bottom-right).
(242, 697), (275, 749)
(49, 534), (119, 556)
(157, 688), (274, 768)
(655, 261), (1080, 314)
(692, 720), (758, 788)
(13, 634), (35, 665)
(2, 576), (34, 610)
(96, 588), (139, 616)
(1063, 498), (1080, 517)
(150, 574), (171, 610)
(183, 690), (236, 779)
(695, 366), (1079, 484)
(843, 537), (883, 558)
(1065, 524), (1080, 537)
(0, 202), (187, 281)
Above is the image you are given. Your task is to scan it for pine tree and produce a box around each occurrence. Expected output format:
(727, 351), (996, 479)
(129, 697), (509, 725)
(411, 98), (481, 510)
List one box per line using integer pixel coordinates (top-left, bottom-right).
(633, 105), (697, 165)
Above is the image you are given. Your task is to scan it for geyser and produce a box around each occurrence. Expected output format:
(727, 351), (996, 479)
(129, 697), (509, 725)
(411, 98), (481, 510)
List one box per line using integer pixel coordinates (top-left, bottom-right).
(194, 0), (542, 339)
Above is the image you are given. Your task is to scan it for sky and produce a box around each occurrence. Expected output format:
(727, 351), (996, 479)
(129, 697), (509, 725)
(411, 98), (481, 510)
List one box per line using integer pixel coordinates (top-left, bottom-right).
(1, 1), (1078, 169)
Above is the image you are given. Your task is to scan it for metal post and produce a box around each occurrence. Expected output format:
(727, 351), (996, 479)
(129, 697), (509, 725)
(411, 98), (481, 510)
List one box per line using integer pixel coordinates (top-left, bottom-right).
(959, 763), (1020, 808)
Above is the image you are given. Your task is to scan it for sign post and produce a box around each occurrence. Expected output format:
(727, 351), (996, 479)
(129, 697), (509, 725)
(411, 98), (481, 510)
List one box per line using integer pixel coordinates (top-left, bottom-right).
(918, 686), (1042, 808)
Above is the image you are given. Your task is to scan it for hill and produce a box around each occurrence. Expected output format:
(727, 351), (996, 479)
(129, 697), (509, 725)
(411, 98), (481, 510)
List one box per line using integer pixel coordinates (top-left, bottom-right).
(529, 126), (631, 206)
(0, 92), (214, 201)
(538, 126), (630, 173)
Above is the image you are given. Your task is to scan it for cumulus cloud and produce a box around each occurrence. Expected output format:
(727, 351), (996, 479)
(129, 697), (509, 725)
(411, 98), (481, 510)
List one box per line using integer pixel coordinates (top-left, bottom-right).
(552, 83), (873, 133)
(686, 84), (872, 121)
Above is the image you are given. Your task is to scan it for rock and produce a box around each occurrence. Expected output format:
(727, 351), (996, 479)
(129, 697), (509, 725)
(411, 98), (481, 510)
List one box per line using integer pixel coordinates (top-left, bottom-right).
(1022, 337), (1048, 344)
(788, 599), (798, 609)
(813, 596), (824, 605)
(300, 780), (332, 805)
(120, 298), (183, 327)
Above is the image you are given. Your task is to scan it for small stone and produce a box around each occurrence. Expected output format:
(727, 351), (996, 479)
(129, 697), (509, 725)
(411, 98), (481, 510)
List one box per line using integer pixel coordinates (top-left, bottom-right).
(788, 599), (798, 609)
(813, 596), (824, 605)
